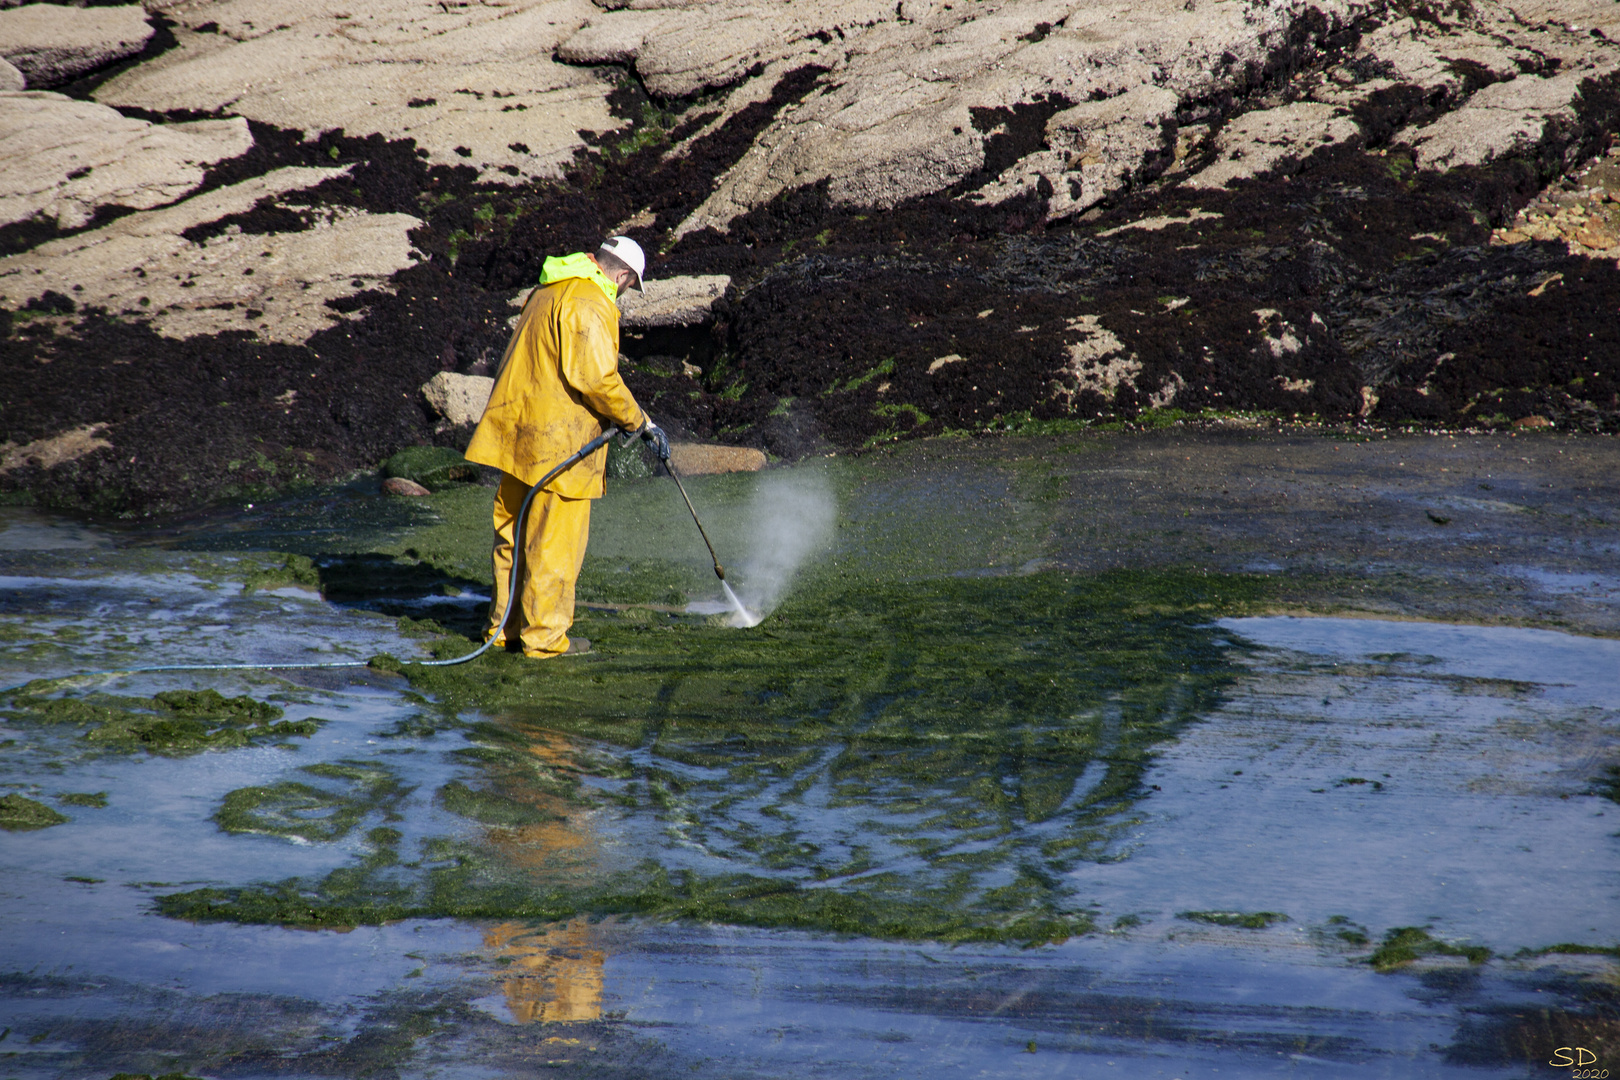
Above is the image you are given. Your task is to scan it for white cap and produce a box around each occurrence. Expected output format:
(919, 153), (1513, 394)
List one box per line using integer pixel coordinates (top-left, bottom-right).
(599, 235), (647, 292)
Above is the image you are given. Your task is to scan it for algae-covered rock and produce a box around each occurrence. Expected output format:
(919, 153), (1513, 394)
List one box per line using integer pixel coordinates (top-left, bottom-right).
(158, 569), (1264, 945)
(1179, 910), (1289, 930)
(381, 446), (479, 491)
(215, 762), (408, 843)
(0, 792), (69, 831)
(239, 553), (320, 593)
(2, 689), (318, 756)
(153, 689), (283, 722)
(1370, 926), (1491, 971)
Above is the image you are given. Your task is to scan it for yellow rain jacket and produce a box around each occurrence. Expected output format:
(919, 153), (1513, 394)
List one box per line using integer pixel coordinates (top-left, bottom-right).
(465, 253), (647, 498)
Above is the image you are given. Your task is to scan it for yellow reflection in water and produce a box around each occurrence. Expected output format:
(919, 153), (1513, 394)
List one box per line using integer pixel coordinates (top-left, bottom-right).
(482, 728), (599, 878)
(482, 729), (609, 1023)
(485, 917), (606, 1023)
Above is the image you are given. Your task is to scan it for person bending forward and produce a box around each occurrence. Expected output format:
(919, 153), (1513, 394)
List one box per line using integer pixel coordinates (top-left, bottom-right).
(464, 236), (670, 658)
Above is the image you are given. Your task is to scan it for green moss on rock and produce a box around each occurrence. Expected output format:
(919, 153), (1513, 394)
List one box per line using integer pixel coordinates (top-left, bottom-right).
(382, 446), (479, 491)
(239, 553), (320, 593)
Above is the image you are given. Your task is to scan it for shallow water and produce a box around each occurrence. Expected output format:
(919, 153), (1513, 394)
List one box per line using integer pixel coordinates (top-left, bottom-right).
(1, 450), (1616, 1076)
(4, 595), (1612, 1075)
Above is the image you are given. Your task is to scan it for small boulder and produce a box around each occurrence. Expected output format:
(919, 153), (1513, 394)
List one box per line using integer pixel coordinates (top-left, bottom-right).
(0, 57), (23, 92)
(420, 371), (494, 427)
(382, 476), (432, 497)
(0, 4), (153, 89)
(668, 443), (767, 476)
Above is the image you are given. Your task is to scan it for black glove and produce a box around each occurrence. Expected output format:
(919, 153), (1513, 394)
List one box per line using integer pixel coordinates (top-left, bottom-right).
(640, 419), (671, 462)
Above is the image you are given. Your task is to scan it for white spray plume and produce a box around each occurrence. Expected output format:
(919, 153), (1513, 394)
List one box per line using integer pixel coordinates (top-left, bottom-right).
(724, 466), (837, 626)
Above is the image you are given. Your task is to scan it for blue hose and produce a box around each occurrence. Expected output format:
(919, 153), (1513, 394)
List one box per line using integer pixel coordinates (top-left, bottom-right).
(1, 428), (620, 693)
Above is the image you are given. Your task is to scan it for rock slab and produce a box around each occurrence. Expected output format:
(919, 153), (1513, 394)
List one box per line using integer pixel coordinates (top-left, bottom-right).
(382, 476), (432, 497)
(0, 3), (152, 88)
(0, 165), (421, 344)
(0, 91), (252, 228)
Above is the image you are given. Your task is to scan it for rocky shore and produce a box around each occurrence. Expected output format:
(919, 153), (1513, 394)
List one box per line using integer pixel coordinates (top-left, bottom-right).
(2, 0), (1617, 514)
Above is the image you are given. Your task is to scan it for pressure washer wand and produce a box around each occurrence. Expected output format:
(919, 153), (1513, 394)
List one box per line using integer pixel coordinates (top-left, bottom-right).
(662, 458), (726, 581)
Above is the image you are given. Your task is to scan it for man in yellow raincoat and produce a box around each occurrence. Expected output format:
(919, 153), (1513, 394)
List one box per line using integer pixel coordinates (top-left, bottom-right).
(464, 237), (670, 658)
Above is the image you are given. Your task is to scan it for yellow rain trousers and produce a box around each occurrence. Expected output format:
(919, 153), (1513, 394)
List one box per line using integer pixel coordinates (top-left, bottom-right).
(465, 253), (648, 657)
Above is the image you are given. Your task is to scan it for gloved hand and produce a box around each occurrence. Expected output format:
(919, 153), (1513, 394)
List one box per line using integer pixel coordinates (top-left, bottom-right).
(640, 419), (671, 462)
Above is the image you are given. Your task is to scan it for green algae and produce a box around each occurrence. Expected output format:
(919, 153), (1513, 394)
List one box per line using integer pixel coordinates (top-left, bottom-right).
(214, 762), (409, 843)
(1370, 926), (1491, 971)
(159, 847), (1093, 945)
(0, 688), (320, 756)
(1179, 910), (1289, 930)
(159, 568), (1262, 945)
(382, 446), (479, 491)
(436, 779), (559, 827)
(238, 553), (320, 593)
(0, 793), (68, 830)
(57, 791), (107, 807)
(1520, 943), (1620, 959)
(1317, 914), (1371, 947)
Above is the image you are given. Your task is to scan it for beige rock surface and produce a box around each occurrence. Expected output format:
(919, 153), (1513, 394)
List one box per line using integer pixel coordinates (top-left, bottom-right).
(94, 0), (620, 180)
(0, 3), (152, 88)
(619, 274), (730, 329)
(558, 0), (896, 99)
(1058, 314), (1138, 404)
(48, 0), (1618, 236)
(669, 0), (1371, 236)
(0, 423), (111, 474)
(1403, 65), (1616, 170)
(421, 371), (495, 427)
(976, 85), (1179, 216)
(0, 57), (22, 91)
(0, 91), (251, 228)
(1186, 102), (1359, 190)
(0, 166), (421, 344)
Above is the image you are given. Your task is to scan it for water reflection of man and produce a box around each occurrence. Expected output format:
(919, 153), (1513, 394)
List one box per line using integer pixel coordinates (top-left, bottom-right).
(464, 236), (671, 658)
(481, 729), (607, 1023)
(484, 917), (605, 1024)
